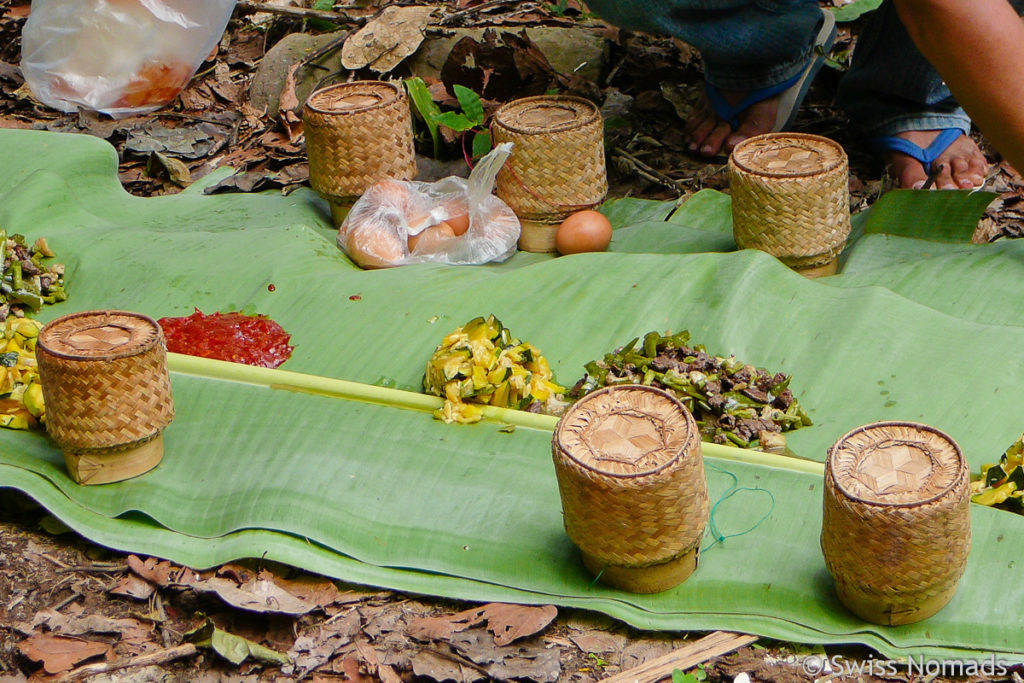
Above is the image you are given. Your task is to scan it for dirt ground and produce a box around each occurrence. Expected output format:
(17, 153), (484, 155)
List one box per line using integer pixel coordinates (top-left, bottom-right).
(2, 1), (1024, 681)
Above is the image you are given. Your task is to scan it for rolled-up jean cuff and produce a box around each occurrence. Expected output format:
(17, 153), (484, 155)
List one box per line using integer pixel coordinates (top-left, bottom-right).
(865, 110), (971, 138)
(704, 48), (812, 91)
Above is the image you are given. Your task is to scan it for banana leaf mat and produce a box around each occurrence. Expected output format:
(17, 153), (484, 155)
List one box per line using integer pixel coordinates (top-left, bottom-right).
(1, 129), (1023, 660)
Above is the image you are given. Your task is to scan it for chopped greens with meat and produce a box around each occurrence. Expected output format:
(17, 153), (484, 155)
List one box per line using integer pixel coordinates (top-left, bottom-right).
(567, 330), (811, 449)
(1, 231), (66, 316)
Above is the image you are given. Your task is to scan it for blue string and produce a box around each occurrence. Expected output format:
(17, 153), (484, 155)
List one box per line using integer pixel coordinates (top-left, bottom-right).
(703, 462), (776, 551)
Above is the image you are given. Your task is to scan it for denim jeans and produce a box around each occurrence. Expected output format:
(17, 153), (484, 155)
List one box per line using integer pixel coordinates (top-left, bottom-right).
(585, 0), (1024, 137)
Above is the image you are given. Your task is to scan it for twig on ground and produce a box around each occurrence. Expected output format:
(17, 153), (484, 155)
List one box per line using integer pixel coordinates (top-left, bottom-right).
(600, 631), (758, 683)
(57, 562), (126, 574)
(50, 643), (198, 683)
(235, 1), (366, 26)
(440, 0), (526, 24)
(298, 31), (351, 69)
(36, 552), (70, 568)
(49, 591), (83, 612)
(612, 147), (689, 194)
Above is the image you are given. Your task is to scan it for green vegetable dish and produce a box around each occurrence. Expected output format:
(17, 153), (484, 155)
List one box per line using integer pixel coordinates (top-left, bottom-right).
(567, 330), (811, 449)
(1, 231), (66, 316)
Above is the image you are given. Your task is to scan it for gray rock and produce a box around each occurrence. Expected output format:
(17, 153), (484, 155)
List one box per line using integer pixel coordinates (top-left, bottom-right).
(248, 31), (349, 115)
(600, 87), (634, 122)
(407, 26), (608, 84)
(249, 26), (609, 116)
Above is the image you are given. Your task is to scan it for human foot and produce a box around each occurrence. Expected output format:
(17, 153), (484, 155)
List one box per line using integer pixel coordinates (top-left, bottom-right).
(883, 129), (987, 189)
(685, 87), (780, 159)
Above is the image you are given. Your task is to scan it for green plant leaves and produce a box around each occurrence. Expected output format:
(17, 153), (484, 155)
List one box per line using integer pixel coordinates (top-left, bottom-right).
(453, 84), (485, 127)
(830, 0), (884, 22)
(404, 77), (442, 158)
(185, 619), (291, 666)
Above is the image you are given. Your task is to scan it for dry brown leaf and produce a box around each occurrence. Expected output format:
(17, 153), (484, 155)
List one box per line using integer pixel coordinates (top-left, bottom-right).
(16, 634), (111, 675)
(411, 650), (473, 683)
(408, 602), (556, 647)
(127, 555), (198, 587)
(191, 575), (318, 616)
(480, 603), (557, 646)
(339, 656), (375, 682)
(256, 570), (343, 608)
(27, 610), (153, 641)
(278, 63), (303, 143)
(341, 5), (434, 73)
(108, 574), (156, 601)
(448, 630), (560, 682)
(567, 630), (626, 654)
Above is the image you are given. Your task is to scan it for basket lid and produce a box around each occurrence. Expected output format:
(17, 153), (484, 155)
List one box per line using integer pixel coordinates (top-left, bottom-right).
(493, 95), (599, 135)
(554, 385), (698, 478)
(730, 132), (846, 179)
(39, 310), (163, 361)
(305, 81), (401, 115)
(828, 421), (966, 506)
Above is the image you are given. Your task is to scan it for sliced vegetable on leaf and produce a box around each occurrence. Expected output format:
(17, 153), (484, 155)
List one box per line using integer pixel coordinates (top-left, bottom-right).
(972, 434), (1024, 513)
(0, 316), (45, 430)
(424, 314), (566, 424)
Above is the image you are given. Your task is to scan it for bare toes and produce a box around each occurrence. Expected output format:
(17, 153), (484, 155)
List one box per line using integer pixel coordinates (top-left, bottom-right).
(700, 122), (732, 158)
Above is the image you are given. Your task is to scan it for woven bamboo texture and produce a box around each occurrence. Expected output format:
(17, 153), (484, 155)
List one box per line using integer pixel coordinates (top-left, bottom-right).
(63, 434), (164, 485)
(37, 310), (175, 452)
(303, 81), (417, 207)
(492, 95), (607, 223)
(552, 385), (708, 571)
(729, 132), (851, 270)
(821, 421), (971, 626)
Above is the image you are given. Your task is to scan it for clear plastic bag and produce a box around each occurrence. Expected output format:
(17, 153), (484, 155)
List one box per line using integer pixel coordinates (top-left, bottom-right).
(21, 0), (236, 118)
(338, 143), (521, 269)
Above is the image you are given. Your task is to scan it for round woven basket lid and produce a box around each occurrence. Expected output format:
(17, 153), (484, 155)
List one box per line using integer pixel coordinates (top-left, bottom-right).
(493, 95), (598, 135)
(305, 81), (401, 115)
(731, 132), (846, 179)
(555, 385), (696, 478)
(828, 421), (965, 507)
(39, 311), (163, 362)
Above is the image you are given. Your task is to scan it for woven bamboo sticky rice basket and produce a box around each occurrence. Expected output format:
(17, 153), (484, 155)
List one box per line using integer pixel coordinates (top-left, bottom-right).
(36, 311), (175, 485)
(729, 132), (851, 278)
(821, 421), (971, 625)
(552, 385), (708, 593)
(492, 95), (607, 253)
(303, 81), (418, 227)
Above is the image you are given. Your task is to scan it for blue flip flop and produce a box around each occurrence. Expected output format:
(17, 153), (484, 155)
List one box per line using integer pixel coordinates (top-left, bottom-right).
(704, 7), (837, 135)
(873, 127), (963, 177)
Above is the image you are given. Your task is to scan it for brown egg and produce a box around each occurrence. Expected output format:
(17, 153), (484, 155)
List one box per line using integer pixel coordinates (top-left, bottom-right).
(346, 225), (406, 269)
(555, 210), (612, 255)
(446, 213), (470, 236)
(408, 221), (457, 253)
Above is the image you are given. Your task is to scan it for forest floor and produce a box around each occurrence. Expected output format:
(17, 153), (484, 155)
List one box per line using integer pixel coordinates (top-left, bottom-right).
(1, 1), (1023, 681)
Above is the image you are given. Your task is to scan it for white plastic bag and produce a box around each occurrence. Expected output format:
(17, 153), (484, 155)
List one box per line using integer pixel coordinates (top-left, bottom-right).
(338, 143), (522, 269)
(21, 0), (236, 118)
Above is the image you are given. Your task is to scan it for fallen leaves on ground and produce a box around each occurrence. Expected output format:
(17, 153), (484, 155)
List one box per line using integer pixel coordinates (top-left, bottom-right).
(16, 633), (111, 675)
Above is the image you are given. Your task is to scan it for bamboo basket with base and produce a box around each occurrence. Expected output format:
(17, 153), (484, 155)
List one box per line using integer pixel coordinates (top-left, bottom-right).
(303, 81), (418, 227)
(551, 384), (709, 593)
(820, 421), (971, 626)
(36, 311), (175, 486)
(491, 95), (607, 253)
(729, 132), (851, 278)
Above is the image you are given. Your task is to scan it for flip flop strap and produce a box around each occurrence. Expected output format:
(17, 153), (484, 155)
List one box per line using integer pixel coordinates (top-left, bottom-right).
(876, 128), (963, 174)
(705, 69), (804, 130)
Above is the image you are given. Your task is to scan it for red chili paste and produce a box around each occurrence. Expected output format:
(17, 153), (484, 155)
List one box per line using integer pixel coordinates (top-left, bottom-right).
(158, 309), (294, 369)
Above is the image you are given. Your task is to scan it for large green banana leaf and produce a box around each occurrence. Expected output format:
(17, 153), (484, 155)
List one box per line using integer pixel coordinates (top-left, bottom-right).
(2, 129), (1024, 660)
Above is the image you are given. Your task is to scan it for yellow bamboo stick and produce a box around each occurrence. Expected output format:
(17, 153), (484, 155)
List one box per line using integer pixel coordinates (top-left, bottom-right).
(166, 353), (824, 475)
